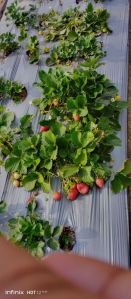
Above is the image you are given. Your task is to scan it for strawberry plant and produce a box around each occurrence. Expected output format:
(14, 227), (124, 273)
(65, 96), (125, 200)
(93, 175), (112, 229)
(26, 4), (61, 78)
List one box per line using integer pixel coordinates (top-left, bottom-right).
(0, 109), (33, 165)
(5, 129), (58, 192)
(0, 106), (15, 164)
(4, 60), (128, 197)
(18, 26), (28, 42)
(8, 198), (63, 258)
(46, 34), (105, 66)
(5, 80), (27, 103)
(31, 61), (128, 196)
(0, 32), (19, 57)
(111, 159), (131, 194)
(26, 36), (40, 64)
(0, 77), (27, 103)
(5, 1), (38, 29)
(39, 3), (112, 42)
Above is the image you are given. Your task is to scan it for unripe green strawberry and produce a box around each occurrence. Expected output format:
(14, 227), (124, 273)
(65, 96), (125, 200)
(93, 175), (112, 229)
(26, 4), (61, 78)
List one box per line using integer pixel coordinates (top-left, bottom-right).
(13, 180), (20, 187)
(13, 172), (21, 180)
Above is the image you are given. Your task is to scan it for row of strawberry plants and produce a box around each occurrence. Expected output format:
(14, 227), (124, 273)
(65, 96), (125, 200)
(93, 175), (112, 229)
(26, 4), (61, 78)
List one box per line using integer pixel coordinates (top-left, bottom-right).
(38, 3), (111, 65)
(39, 3), (111, 41)
(0, 197), (76, 257)
(0, 2), (111, 66)
(1, 60), (130, 200)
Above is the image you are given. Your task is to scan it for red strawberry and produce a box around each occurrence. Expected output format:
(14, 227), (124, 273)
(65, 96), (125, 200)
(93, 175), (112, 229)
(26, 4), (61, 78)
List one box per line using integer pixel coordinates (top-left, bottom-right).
(68, 188), (79, 201)
(53, 192), (62, 201)
(27, 196), (33, 204)
(39, 125), (49, 132)
(73, 114), (81, 121)
(77, 183), (90, 195)
(71, 183), (78, 190)
(95, 178), (104, 188)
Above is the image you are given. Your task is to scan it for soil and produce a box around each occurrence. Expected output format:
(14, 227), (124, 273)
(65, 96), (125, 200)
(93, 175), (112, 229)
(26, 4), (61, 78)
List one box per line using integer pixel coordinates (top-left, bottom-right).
(5, 49), (14, 57)
(59, 226), (76, 251)
(18, 87), (27, 101)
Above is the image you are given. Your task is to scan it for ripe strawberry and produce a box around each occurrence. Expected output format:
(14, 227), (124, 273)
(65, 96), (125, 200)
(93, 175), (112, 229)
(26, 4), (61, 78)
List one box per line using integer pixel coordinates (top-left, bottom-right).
(39, 125), (49, 132)
(53, 192), (62, 201)
(73, 114), (81, 121)
(95, 178), (105, 188)
(71, 183), (78, 190)
(76, 183), (90, 195)
(68, 188), (79, 201)
(27, 196), (33, 204)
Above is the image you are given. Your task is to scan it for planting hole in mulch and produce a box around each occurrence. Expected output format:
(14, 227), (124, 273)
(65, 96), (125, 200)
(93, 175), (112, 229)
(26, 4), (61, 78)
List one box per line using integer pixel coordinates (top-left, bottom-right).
(59, 226), (76, 251)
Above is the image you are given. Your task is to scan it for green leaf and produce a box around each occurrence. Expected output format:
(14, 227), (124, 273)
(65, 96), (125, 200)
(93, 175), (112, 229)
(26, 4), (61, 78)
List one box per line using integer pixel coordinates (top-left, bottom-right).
(5, 157), (20, 172)
(32, 98), (42, 106)
(94, 164), (111, 180)
(47, 238), (60, 250)
(94, 103), (104, 110)
(67, 98), (77, 110)
(27, 199), (37, 214)
(115, 101), (128, 111)
(111, 174), (124, 194)
(37, 173), (51, 193)
(73, 148), (87, 166)
(39, 70), (49, 83)
(59, 165), (79, 177)
(82, 132), (94, 147)
(111, 159), (131, 194)
(52, 225), (63, 237)
(4, 111), (15, 128)
(79, 107), (88, 117)
(79, 166), (94, 184)
(41, 130), (56, 146)
(52, 122), (66, 137)
(20, 114), (33, 129)
(44, 224), (53, 238)
(41, 180), (51, 193)
(36, 242), (44, 258)
(18, 138), (33, 151)
(71, 130), (82, 147)
(22, 173), (38, 191)
(68, 31), (78, 42)
(104, 134), (121, 146)
(121, 159), (131, 175)
(76, 95), (86, 108)
(86, 3), (93, 13)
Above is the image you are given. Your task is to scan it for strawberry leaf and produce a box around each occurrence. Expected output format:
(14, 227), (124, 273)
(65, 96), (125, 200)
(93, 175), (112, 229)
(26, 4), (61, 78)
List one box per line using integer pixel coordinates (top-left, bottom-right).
(79, 166), (94, 184)
(47, 238), (60, 250)
(59, 165), (79, 177)
(22, 173), (38, 191)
